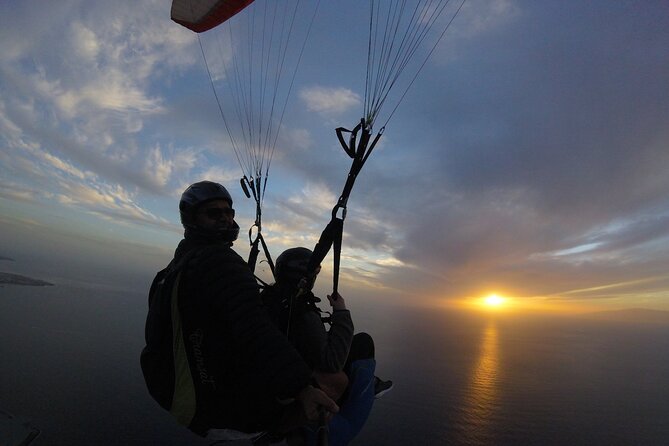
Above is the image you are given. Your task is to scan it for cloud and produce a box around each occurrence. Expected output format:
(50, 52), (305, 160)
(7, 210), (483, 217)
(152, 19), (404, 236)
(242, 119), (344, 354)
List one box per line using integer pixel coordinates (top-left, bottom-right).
(30, 59), (164, 122)
(262, 220), (322, 253)
(198, 164), (239, 184)
(278, 127), (313, 152)
(544, 213), (669, 266)
(276, 182), (336, 221)
(299, 86), (361, 118)
(70, 22), (101, 61)
(458, 0), (521, 37)
(0, 0), (202, 201)
(24, 144), (91, 181)
(54, 180), (175, 231)
(0, 128), (176, 235)
(0, 180), (40, 203)
(144, 145), (174, 188)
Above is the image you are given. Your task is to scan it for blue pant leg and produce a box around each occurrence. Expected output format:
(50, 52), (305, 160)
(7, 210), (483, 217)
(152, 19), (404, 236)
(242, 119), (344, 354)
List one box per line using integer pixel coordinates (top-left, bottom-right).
(306, 358), (376, 446)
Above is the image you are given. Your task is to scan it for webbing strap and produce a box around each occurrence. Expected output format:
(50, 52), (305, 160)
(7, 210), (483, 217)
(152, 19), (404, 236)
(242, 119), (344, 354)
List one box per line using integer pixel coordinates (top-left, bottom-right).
(332, 220), (343, 296)
(300, 119), (383, 297)
(248, 231), (275, 276)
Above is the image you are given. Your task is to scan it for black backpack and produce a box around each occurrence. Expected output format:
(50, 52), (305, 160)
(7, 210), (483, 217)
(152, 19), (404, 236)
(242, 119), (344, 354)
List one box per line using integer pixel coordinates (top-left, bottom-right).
(140, 261), (180, 411)
(140, 248), (201, 416)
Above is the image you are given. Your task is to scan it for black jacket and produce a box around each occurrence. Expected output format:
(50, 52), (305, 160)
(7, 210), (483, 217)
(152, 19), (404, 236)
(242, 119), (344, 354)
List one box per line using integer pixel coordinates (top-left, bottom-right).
(141, 236), (311, 434)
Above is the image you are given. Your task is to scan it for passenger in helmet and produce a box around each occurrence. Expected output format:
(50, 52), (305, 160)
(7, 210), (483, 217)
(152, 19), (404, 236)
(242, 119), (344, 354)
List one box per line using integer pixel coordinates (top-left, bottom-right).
(263, 247), (353, 373)
(261, 247), (393, 445)
(141, 181), (338, 442)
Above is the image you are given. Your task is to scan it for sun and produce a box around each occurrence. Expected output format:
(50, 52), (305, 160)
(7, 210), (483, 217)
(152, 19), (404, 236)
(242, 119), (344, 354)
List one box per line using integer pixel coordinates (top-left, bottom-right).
(457, 293), (513, 312)
(483, 294), (506, 308)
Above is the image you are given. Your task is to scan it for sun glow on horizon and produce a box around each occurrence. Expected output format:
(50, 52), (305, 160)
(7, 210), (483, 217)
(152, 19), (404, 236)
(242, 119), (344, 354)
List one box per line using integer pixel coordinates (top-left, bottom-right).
(466, 293), (513, 312)
(484, 294), (506, 307)
(446, 292), (599, 315)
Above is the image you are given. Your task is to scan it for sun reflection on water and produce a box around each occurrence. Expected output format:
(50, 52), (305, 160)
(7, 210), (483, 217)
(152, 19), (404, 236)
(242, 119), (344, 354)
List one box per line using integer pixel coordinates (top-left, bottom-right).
(456, 321), (500, 444)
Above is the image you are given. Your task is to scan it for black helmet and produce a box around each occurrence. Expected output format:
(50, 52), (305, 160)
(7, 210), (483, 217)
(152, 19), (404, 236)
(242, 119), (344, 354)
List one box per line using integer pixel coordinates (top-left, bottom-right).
(179, 181), (238, 242)
(179, 181), (233, 228)
(275, 247), (316, 287)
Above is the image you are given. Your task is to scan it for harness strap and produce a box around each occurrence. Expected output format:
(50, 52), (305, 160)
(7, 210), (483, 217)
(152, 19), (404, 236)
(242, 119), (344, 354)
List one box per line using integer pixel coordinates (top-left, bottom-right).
(332, 219), (343, 296)
(302, 120), (383, 297)
(248, 231), (275, 276)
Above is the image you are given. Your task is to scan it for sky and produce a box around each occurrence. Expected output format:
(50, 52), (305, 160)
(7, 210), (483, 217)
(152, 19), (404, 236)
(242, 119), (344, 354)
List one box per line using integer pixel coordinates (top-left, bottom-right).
(1, 0), (668, 313)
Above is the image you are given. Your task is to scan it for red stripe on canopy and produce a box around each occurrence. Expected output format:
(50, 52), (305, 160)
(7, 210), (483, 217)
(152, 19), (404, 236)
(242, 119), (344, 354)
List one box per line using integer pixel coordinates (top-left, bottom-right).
(171, 0), (255, 33)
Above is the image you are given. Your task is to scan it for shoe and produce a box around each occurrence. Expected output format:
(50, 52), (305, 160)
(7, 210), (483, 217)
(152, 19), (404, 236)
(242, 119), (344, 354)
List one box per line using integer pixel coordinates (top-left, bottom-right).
(374, 376), (393, 399)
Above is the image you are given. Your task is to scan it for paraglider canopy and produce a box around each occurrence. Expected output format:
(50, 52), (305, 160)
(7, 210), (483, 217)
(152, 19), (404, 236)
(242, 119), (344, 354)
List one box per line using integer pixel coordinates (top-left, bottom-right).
(171, 0), (255, 33)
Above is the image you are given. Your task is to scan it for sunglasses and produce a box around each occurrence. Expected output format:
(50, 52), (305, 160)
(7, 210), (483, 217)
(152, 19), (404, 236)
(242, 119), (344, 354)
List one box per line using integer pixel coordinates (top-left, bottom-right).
(200, 207), (235, 220)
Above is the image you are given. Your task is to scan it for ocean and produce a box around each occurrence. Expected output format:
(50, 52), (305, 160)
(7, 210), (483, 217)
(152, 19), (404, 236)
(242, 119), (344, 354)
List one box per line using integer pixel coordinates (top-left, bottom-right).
(1, 283), (669, 445)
